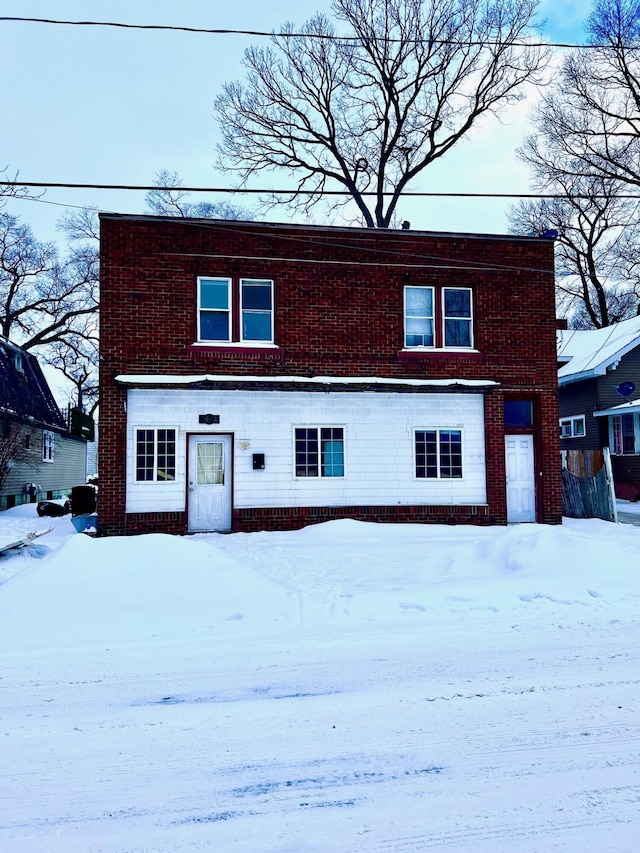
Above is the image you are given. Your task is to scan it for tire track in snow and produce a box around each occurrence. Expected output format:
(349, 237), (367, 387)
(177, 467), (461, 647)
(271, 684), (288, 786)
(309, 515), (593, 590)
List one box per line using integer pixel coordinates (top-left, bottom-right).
(372, 815), (632, 850)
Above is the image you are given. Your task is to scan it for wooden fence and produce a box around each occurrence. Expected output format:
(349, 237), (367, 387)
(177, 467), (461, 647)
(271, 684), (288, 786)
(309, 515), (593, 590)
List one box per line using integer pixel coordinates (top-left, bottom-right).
(561, 448), (617, 522)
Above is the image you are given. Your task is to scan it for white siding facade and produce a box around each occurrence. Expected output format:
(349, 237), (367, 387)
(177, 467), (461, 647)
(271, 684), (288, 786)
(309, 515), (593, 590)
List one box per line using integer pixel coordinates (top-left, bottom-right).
(125, 388), (487, 515)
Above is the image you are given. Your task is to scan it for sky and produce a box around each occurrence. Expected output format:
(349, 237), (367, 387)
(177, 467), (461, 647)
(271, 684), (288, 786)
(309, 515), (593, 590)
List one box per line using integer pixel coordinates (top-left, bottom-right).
(0, 0), (590, 247)
(1, 502), (640, 850)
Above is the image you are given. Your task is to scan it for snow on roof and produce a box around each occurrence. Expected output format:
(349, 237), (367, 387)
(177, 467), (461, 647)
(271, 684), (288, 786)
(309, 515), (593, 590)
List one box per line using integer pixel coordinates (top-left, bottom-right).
(115, 374), (498, 389)
(557, 315), (640, 385)
(593, 400), (640, 417)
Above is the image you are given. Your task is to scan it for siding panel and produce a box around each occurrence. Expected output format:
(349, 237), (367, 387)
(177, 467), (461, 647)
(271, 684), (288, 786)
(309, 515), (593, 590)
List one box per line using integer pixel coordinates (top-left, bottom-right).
(125, 389), (487, 513)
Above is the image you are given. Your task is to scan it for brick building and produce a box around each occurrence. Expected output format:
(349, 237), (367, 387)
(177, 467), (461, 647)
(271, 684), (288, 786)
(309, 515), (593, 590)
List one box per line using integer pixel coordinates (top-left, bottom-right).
(98, 215), (562, 535)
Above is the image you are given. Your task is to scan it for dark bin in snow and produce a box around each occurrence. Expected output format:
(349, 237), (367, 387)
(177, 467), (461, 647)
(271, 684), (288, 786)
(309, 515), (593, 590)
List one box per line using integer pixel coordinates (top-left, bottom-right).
(70, 485), (96, 516)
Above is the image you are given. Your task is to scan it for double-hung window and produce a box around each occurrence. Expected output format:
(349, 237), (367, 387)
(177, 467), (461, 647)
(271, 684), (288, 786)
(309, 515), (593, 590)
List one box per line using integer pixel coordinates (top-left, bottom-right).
(405, 286), (434, 347)
(198, 277), (231, 342)
(404, 286), (473, 349)
(135, 428), (177, 482)
(42, 431), (55, 463)
(295, 427), (344, 478)
(197, 277), (274, 344)
(415, 429), (463, 479)
(560, 415), (585, 439)
(240, 279), (274, 342)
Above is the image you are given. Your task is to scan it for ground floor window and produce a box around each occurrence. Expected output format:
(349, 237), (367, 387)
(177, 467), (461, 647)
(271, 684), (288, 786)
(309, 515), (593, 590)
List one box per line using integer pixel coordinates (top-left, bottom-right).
(135, 428), (177, 481)
(560, 415), (585, 439)
(611, 413), (637, 455)
(415, 429), (463, 479)
(42, 430), (55, 462)
(295, 427), (344, 477)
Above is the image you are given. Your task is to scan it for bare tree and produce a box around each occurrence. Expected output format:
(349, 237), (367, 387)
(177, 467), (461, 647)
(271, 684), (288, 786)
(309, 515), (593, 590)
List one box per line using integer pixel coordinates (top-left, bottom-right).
(58, 206), (100, 243)
(215, 0), (549, 227)
(511, 0), (640, 328)
(46, 332), (99, 416)
(524, 0), (640, 190)
(0, 416), (37, 498)
(0, 211), (98, 351)
(508, 176), (640, 327)
(0, 165), (40, 210)
(145, 169), (253, 220)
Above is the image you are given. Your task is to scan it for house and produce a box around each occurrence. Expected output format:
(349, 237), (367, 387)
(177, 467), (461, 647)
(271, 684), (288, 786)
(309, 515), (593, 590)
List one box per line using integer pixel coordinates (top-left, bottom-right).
(0, 337), (88, 510)
(558, 315), (640, 499)
(98, 215), (562, 535)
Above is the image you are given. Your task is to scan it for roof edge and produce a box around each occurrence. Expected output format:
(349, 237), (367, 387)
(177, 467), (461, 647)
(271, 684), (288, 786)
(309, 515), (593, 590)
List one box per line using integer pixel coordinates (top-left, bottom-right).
(98, 213), (554, 243)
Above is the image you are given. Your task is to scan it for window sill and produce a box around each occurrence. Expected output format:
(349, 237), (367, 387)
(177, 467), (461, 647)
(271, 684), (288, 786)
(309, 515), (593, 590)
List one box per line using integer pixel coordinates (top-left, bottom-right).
(189, 343), (284, 360)
(398, 348), (482, 361)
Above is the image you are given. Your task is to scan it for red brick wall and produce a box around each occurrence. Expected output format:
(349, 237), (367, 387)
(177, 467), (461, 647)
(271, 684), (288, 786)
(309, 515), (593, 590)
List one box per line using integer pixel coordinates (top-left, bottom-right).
(99, 216), (562, 533)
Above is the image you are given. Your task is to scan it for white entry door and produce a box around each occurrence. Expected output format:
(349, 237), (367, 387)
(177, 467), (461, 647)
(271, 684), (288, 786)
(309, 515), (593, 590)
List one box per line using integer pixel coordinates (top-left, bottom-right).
(188, 435), (232, 532)
(505, 435), (536, 523)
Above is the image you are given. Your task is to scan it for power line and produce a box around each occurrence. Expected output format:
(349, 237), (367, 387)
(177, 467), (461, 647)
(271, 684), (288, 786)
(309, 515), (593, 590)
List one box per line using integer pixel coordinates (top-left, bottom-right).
(0, 16), (606, 50)
(3, 180), (640, 201)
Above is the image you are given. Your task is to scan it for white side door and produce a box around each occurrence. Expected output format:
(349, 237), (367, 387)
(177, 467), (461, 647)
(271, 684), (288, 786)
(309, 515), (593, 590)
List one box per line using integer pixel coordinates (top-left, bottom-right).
(187, 434), (232, 532)
(505, 434), (536, 523)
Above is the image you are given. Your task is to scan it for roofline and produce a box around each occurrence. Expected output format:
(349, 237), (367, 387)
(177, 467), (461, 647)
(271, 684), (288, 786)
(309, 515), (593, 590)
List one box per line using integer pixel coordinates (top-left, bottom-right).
(558, 368), (602, 386)
(98, 212), (555, 243)
(115, 373), (499, 390)
(558, 326), (640, 384)
(593, 401), (640, 417)
(0, 336), (27, 355)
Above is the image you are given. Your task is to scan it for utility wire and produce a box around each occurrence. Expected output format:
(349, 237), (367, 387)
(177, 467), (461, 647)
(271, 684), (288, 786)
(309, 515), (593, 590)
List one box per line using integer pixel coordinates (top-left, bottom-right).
(3, 181), (640, 200)
(0, 16), (612, 50)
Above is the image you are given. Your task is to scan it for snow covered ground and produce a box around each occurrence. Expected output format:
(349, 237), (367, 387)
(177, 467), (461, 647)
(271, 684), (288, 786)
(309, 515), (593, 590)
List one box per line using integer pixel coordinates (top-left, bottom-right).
(1, 505), (639, 852)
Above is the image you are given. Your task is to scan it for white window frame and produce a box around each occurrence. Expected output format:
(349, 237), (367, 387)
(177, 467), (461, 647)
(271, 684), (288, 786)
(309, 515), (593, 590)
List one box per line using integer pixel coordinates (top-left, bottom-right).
(559, 415), (586, 439)
(42, 430), (55, 463)
(610, 413), (638, 455)
(197, 277), (232, 343)
(404, 285), (435, 348)
(414, 427), (464, 480)
(134, 427), (178, 482)
(404, 286), (474, 350)
(293, 426), (346, 479)
(442, 287), (474, 349)
(240, 278), (274, 344)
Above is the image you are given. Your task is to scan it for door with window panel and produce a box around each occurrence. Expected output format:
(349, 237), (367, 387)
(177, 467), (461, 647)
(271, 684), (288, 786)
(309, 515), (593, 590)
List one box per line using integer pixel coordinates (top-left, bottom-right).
(187, 434), (232, 532)
(612, 414), (636, 454)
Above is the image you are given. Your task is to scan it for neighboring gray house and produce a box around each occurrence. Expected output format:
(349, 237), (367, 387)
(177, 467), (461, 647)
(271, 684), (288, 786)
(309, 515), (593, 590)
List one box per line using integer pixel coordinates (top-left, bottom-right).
(0, 337), (88, 510)
(558, 315), (640, 499)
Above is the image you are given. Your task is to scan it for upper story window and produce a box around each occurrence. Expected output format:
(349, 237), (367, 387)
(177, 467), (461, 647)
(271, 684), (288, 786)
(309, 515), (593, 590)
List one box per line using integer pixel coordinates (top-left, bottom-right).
(241, 279), (274, 342)
(560, 415), (585, 439)
(42, 430), (55, 463)
(198, 277), (231, 342)
(404, 286), (473, 349)
(197, 277), (274, 344)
